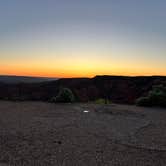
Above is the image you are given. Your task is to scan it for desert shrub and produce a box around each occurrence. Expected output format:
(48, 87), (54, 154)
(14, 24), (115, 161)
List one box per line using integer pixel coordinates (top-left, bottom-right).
(148, 85), (166, 107)
(52, 88), (75, 103)
(95, 98), (111, 104)
(136, 97), (152, 106)
(136, 85), (166, 107)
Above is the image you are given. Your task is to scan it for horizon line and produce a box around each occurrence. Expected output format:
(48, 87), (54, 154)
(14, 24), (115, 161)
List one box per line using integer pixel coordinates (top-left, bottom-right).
(1, 74), (166, 79)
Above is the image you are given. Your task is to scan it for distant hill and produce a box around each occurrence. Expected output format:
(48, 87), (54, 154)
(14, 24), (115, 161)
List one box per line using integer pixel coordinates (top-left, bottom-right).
(0, 75), (58, 83)
(0, 75), (166, 104)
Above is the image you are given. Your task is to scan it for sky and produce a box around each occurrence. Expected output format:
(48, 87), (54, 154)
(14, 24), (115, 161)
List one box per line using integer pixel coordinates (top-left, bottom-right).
(0, 0), (166, 77)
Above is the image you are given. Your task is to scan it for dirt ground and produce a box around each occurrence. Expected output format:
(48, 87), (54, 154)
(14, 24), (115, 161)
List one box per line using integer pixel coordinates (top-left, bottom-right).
(0, 101), (166, 166)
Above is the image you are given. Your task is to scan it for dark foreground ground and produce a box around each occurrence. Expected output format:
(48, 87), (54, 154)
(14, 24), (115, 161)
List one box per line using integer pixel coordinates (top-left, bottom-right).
(0, 102), (166, 166)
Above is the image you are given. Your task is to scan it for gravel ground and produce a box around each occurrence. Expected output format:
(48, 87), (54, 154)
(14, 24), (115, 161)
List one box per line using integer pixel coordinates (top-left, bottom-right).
(0, 101), (166, 166)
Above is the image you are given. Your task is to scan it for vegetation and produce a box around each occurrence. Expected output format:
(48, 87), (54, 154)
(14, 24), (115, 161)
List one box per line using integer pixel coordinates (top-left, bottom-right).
(52, 88), (75, 103)
(136, 97), (151, 106)
(136, 85), (166, 107)
(95, 98), (111, 104)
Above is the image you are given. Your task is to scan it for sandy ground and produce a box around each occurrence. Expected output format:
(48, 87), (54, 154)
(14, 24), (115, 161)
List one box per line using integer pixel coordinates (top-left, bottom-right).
(0, 101), (166, 166)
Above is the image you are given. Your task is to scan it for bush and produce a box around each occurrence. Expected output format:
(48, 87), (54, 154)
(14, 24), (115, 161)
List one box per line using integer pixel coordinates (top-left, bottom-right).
(136, 97), (152, 107)
(52, 88), (75, 103)
(136, 85), (166, 107)
(95, 98), (111, 104)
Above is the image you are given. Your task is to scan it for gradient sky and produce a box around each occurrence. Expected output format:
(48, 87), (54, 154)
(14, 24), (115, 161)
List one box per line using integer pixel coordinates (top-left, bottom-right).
(0, 0), (166, 77)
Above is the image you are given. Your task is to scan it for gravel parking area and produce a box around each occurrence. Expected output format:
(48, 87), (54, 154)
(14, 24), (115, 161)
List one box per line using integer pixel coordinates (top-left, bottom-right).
(0, 101), (166, 166)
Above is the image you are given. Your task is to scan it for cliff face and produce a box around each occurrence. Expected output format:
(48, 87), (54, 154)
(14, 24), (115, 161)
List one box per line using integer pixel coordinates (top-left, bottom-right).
(0, 76), (166, 104)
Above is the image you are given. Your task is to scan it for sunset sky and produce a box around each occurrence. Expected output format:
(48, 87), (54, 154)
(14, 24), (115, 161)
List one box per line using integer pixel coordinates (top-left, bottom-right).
(0, 0), (166, 78)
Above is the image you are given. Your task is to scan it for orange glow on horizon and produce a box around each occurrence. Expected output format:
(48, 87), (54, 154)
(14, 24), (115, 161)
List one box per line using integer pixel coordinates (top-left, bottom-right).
(1, 66), (166, 78)
(1, 54), (166, 78)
